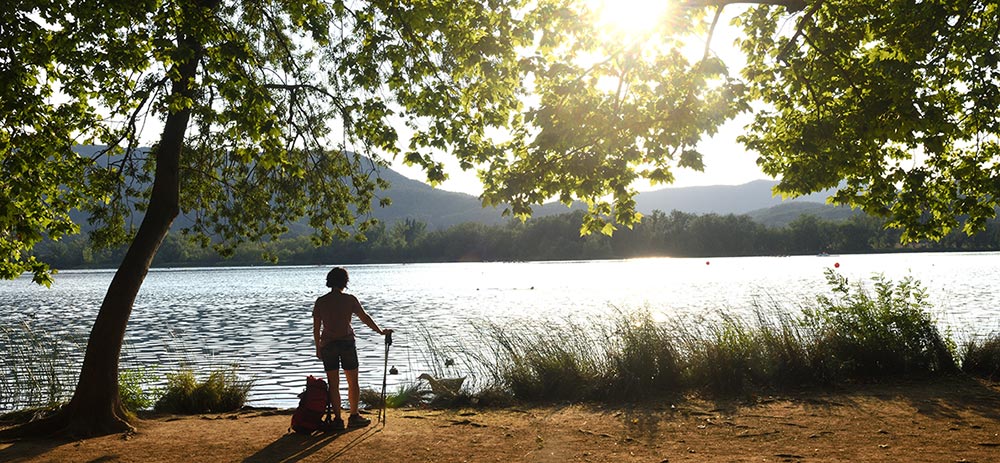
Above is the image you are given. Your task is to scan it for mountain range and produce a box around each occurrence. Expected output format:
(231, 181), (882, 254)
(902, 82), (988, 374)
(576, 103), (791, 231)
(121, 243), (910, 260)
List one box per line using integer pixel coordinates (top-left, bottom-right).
(374, 166), (856, 229)
(70, 145), (857, 230)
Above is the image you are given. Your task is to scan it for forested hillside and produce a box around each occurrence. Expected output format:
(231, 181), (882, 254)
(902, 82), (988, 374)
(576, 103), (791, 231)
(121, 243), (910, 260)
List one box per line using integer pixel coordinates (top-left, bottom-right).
(34, 209), (1000, 270)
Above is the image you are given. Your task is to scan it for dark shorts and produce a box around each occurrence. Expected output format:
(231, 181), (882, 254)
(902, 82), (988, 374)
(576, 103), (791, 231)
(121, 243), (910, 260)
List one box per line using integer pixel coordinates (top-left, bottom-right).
(321, 339), (359, 371)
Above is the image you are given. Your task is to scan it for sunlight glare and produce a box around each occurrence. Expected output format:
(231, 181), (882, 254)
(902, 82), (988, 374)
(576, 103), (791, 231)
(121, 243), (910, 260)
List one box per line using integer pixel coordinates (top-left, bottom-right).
(590, 0), (672, 41)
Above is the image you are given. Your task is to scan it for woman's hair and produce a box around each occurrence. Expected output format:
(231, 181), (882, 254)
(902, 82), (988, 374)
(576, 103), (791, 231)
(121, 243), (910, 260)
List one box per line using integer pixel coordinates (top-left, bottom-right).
(326, 267), (349, 289)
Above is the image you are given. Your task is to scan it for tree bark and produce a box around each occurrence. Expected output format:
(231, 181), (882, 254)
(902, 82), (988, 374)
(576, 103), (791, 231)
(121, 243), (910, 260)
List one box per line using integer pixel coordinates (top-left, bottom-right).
(1, 19), (203, 440)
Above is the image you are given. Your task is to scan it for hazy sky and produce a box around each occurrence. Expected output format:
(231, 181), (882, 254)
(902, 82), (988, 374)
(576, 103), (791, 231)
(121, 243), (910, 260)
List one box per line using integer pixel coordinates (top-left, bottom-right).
(389, 4), (772, 196)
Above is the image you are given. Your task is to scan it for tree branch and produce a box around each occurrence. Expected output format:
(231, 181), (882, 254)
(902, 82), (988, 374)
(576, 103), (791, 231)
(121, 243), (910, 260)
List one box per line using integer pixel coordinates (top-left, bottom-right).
(702, 6), (724, 62)
(686, 0), (807, 10)
(776, 0), (824, 62)
(262, 83), (337, 99)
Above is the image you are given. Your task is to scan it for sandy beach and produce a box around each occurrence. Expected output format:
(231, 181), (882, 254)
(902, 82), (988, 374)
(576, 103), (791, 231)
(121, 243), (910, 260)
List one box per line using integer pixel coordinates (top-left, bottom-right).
(3, 377), (1000, 462)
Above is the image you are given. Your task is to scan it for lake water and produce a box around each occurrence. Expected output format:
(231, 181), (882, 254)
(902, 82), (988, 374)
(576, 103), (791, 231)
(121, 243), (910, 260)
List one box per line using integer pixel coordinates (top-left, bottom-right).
(2, 252), (1000, 409)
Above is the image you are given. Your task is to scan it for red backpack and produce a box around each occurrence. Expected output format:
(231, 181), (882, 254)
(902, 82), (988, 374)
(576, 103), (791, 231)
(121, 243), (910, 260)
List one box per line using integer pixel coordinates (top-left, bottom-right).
(290, 375), (330, 434)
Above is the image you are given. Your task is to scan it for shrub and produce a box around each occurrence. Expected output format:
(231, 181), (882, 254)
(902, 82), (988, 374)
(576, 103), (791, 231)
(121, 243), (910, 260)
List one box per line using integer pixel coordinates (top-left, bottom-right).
(804, 269), (956, 381)
(961, 333), (1000, 380)
(118, 365), (160, 413)
(154, 366), (253, 414)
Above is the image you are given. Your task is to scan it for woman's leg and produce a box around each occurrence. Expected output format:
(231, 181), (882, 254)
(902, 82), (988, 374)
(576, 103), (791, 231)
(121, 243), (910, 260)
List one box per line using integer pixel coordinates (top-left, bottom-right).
(344, 368), (360, 415)
(325, 369), (342, 418)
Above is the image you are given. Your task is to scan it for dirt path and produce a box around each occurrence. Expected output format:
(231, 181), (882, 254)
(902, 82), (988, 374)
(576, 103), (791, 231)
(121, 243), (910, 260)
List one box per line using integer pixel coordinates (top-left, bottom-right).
(4, 377), (1000, 462)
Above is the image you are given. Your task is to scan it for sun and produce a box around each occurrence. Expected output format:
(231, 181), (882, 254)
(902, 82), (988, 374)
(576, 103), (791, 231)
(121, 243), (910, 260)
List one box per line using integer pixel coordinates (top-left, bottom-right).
(589, 0), (672, 41)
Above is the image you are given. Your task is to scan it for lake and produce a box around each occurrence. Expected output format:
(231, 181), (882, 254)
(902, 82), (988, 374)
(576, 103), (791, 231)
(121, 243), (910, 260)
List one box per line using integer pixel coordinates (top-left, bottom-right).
(2, 252), (1000, 409)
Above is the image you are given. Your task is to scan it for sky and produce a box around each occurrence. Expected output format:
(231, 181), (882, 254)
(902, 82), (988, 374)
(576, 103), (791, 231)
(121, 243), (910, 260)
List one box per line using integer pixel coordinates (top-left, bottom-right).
(388, 3), (772, 196)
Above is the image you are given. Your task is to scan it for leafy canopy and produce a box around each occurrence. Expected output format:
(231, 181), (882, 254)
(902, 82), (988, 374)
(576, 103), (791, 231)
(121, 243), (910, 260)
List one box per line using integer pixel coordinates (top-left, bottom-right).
(1, 0), (530, 284)
(479, 2), (747, 235)
(8, 0), (996, 286)
(3, 0), (750, 285)
(737, 1), (1000, 242)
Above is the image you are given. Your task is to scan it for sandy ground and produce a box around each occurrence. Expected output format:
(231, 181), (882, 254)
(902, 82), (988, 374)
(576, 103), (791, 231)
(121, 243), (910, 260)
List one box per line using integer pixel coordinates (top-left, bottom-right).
(3, 377), (1000, 462)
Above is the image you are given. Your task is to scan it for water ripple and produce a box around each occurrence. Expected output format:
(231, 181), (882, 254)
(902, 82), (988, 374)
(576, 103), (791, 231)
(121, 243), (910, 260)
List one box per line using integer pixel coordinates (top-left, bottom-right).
(3, 253), (1000, 409)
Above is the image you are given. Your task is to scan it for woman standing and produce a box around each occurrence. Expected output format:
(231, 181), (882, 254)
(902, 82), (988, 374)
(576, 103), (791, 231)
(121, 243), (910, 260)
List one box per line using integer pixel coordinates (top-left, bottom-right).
(313, 267), (392, 429)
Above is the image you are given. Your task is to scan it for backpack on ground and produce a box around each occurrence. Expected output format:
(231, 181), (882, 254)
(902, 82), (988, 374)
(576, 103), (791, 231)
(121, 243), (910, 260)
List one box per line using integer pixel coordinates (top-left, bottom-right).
(290, 375), (330, 434)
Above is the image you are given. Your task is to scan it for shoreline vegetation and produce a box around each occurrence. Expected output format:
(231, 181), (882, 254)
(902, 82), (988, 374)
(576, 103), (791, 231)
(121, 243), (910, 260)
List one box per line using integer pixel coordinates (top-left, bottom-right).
(4, 270), (1000, 422)
(31, 209), (1000, 270)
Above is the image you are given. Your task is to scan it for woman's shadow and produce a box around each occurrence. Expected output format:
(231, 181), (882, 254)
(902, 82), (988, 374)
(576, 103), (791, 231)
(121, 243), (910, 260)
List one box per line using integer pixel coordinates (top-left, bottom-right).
(243, 430), (340, 463)
(244, 426), (380, 463)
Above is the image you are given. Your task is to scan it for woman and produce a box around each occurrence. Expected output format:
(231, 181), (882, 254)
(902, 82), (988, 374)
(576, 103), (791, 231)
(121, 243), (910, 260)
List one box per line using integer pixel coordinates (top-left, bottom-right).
(313, 267), (392, 429)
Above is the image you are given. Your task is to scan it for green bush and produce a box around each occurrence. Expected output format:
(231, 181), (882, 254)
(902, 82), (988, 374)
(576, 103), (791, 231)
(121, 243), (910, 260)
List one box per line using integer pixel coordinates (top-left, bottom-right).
(154, 366), (253, 414)
(360, 383), (428, 409)
(804, 269), (956, 380)
(118, 365), (160, 412)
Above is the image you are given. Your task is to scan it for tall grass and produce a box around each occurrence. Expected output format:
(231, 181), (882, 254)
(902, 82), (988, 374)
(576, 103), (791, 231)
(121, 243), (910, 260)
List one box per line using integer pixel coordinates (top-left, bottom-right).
(0, 321), (83, 410)
(0, 320), (252, 415)
(961, 333), (1000, 380)
(439, 270), (963, 403)
(600, 310), (683, 400)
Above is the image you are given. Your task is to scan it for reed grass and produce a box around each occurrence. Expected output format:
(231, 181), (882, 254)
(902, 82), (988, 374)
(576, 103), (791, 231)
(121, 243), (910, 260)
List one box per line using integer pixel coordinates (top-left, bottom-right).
(960, 333), (1000, 380)
(428, 270), (965, 404)
(0, 321), (83, 410)
(0, 319), (165, 413)
(598, 310), (683, 400)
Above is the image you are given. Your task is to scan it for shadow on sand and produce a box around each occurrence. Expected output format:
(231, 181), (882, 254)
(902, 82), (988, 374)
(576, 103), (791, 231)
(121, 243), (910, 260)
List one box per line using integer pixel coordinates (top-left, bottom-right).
(244, 425), (383, 463)
(586, 375), (1000, 440)
(0, 436), (67, 463)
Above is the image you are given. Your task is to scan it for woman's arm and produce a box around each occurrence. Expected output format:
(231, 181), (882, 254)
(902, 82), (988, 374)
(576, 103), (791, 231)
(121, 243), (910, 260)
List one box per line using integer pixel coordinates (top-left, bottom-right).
(312, 302), (322, 358)
(354, 297), (390, 335)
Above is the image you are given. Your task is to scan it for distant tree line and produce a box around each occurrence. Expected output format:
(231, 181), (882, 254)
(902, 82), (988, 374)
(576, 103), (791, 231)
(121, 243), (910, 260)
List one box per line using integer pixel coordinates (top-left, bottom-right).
(33, 210), (1000, 269)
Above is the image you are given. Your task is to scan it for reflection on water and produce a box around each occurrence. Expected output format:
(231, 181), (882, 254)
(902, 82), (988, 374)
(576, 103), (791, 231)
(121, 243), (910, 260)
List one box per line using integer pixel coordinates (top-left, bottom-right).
(2, 252), (1000, 409)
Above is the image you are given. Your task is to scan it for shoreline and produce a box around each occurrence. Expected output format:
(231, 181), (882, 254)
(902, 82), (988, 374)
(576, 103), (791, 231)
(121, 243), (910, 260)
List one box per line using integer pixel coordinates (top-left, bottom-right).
(3, 377), (1000, 462)
(27, 248), (1000, 273)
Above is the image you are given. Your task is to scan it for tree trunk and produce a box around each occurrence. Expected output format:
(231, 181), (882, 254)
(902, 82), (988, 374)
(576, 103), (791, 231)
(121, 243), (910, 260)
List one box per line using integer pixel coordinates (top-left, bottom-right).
(1, 29), (202, 440)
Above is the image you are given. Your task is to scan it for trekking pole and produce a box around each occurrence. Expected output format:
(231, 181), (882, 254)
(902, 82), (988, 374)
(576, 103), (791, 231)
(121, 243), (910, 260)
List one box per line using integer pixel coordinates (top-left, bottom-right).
(380, 331), (392, 427)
